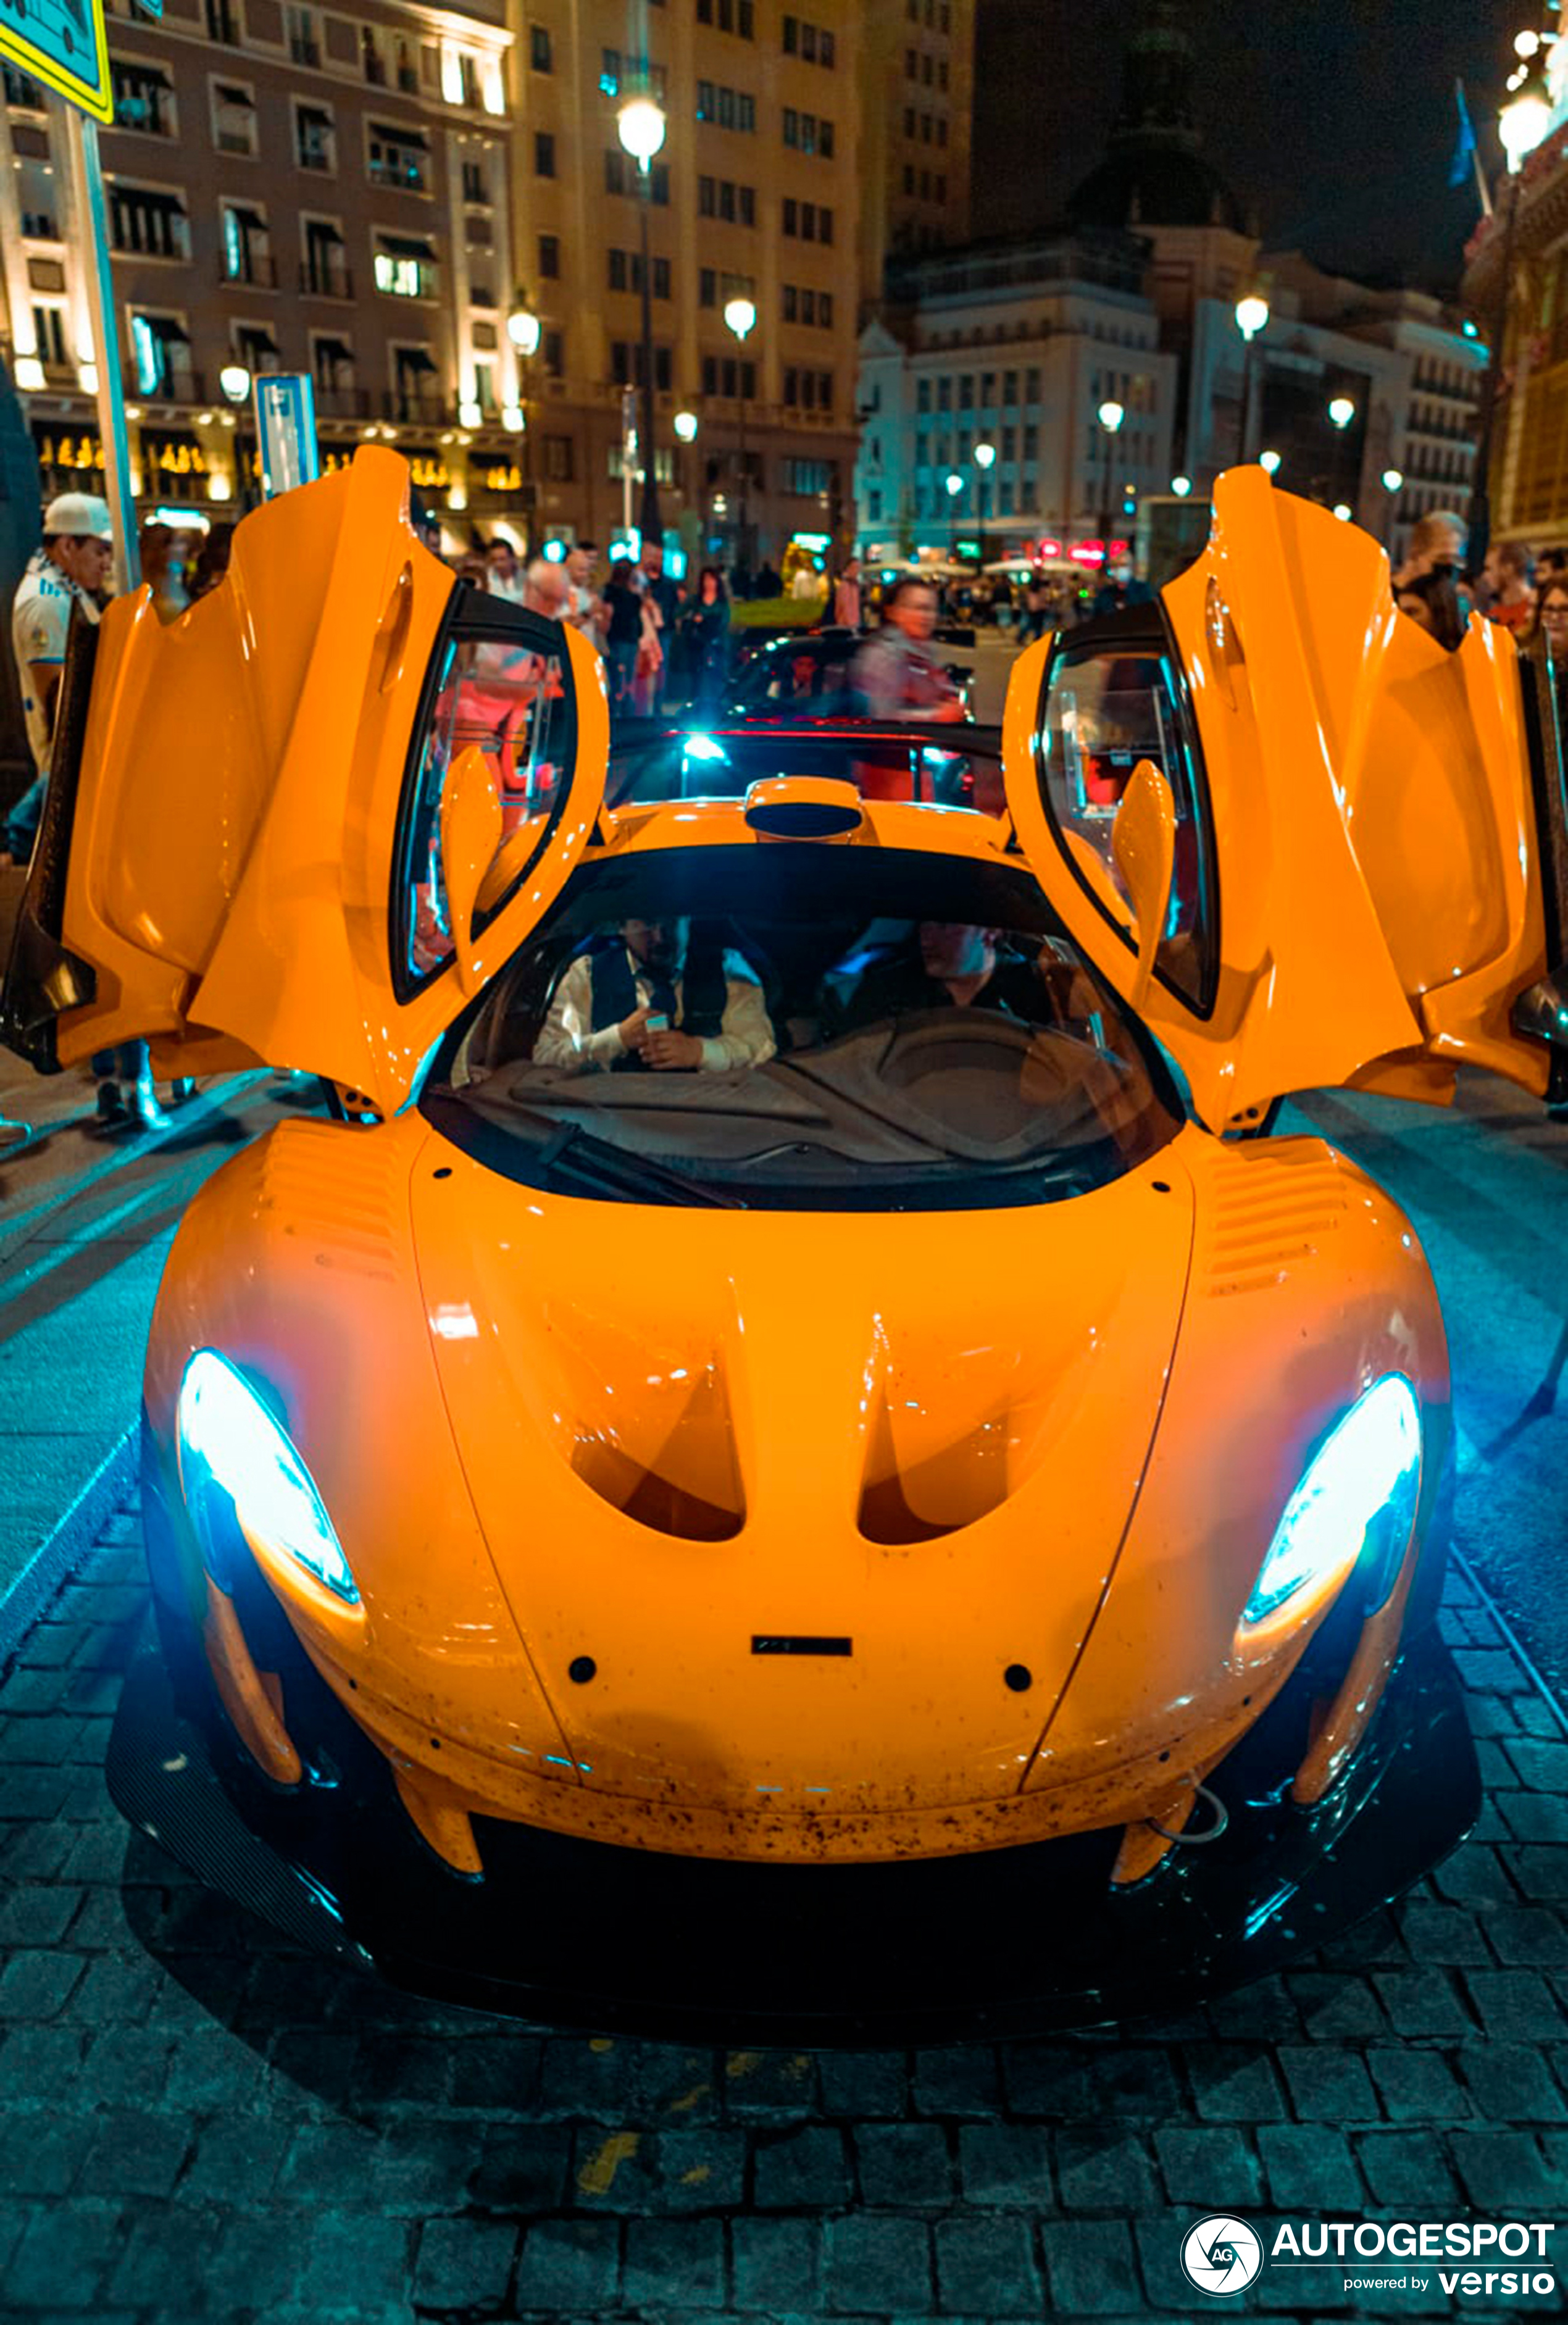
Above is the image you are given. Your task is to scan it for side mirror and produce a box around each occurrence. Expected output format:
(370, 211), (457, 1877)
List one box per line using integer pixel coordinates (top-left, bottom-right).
(1111, 757), (1177, 1014)
(438, 745), (503, 998)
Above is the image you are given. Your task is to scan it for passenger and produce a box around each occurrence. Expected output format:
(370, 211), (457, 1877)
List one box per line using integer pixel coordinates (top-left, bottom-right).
(828, 921), (1030, 1033)
(533, 917), (775, 1074)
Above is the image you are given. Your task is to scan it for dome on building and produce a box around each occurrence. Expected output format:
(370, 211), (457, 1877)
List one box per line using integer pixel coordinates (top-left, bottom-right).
(1065, 0), (1246, 234)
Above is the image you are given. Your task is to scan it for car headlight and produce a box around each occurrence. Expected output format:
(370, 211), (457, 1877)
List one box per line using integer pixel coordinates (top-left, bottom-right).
(1243, 1374), (1421, 1627)
(176, 1350), (359, 1605)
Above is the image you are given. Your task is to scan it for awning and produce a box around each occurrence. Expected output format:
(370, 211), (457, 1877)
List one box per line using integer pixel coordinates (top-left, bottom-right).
(215, 83), (252, 105)
(314, 338), (353, 364)
(395, 349), (437, 374)
(307, 222), (345, 245)
(238, 327), (280, 357)
(370, 120), (428, 148)
(225, 206), (267, 233)
(297, 104), (332, 128)
(378, 233), (436, 261)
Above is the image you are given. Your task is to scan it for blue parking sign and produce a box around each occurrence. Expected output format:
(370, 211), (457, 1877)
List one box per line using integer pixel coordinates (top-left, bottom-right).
(254, 374), (320, 501)
(0, 0), (114, 122)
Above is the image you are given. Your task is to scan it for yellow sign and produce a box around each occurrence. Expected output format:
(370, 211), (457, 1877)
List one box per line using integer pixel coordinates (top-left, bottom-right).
(0, 0), (114, 125)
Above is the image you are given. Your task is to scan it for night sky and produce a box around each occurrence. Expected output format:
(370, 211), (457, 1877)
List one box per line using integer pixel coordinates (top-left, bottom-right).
(972, 0), (1517, 295)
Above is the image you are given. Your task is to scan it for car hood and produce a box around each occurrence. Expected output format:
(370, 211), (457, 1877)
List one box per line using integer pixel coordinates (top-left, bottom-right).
(411, 1132), (1195, 1822)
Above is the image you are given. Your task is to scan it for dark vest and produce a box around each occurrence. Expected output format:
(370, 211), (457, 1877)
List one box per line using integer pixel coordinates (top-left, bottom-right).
(588, 941), (729, 1063)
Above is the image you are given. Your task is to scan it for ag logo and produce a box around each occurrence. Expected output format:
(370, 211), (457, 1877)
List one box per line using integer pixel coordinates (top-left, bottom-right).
(1180, 2214), (1264, 2297)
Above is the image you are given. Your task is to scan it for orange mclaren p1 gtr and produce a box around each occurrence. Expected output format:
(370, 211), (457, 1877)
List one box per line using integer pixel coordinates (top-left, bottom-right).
(6, 450), (1564, 2041)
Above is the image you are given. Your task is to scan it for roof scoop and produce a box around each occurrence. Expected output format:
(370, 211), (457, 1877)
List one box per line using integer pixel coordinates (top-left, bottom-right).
(743, 775), (864, 840)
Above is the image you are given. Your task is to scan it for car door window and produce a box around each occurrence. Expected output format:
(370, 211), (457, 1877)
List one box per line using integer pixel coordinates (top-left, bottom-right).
(394, 595), (578, 994)
(1034, 635), (1218, 1014)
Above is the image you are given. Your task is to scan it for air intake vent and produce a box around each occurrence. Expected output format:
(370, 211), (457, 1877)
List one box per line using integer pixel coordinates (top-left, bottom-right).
(259, 1124), (400, 1279)
(1201, 1149), (1347, 1299)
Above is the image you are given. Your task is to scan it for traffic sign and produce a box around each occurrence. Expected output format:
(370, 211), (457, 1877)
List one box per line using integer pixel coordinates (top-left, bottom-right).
(254, 375), (320, 501)
(0, 0), (114, 125)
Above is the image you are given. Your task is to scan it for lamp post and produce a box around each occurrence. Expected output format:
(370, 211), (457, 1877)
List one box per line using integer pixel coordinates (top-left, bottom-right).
(617, 94), (667, 551)
(1468, 34), (1553, 574)
(220, 361), (252, 508)
(1381, 465), (1404, 553)
(673, 406), (697, 521)
(1234, 291), (1269, 464)
(974, 438), (996, 558)
(1096, 398), (1124, 569)
(945, 467), (962, 556)
(724, 293), (756, 574)
(506, 292), (540, 528)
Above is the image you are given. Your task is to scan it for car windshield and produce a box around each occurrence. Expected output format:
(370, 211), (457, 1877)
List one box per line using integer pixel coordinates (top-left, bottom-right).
(604, 720), (1005, 816)
(430, 845), (1181, 1211)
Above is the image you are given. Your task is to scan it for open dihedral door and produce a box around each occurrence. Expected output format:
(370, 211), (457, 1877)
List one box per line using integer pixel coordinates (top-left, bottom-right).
(1000, 464), (1560, 1133)
(1, 447), (609, 1119)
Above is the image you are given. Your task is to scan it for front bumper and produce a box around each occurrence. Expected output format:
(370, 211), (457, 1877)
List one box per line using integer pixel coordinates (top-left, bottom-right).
(107, 1442), (1481, 2047)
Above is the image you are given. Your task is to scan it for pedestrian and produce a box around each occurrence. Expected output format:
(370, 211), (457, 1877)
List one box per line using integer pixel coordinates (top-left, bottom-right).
(680, 566), (731, 712)
(1393, 509), (1467, 592)
(1023, 568), (1051, 643)
(187, 522), (234, 604)
(851, 577), (964, 722)
(565, 543), (607, 646)
(603, 557), (644, 717)
(638, 541), (683, 710)
(1483, 540), (1535, 638)
(1092, 554), (1154, 619)
(485, 537), (527, 604)
(833, 557), (862, 631)
(1395, 568), (1467, 653)
(5, 491), (113, 866)
(138, 522), (188, 624)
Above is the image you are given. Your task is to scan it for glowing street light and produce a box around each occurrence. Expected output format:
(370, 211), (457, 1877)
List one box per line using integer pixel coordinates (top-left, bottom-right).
(974, 438), (996, 548)
(724, 295), (758, 570)
(1171, 474), (1193, 497)
(1260, 448), (1282, 476)
(1234, 293), (1270, 343)
(1235, 292), (1270, 463)
(673, 409), (698, 443)
(1333, 503), (1353, 522)
(1096, 400), (1125, 565)
(1382, 466), (1404, 493)
(1328, 395), (1356, 429)
(618, 93), (669, 545)
(1096, 399), (1125, 433)
(219, 363), (251, 404)
(506, 298), (541, 357)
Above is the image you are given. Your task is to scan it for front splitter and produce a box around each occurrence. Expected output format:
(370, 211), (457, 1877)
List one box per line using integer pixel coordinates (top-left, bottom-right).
(106, 1568), (1479, 2047)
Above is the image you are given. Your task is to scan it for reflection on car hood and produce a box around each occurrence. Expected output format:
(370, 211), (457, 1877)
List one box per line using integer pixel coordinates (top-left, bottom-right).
(411, 1135), (1196, 1821)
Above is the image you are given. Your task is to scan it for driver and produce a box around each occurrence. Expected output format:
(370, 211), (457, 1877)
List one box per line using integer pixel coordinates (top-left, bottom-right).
(533, 917), (775, 1074)
(827, 921), (1019, 1033)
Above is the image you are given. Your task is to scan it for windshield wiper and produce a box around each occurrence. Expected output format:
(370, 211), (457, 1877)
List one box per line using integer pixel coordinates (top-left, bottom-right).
(532, 1121), (745, 1209)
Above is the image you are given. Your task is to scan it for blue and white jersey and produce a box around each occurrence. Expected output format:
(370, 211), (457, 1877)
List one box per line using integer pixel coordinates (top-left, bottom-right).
(12, 551), (99, 774)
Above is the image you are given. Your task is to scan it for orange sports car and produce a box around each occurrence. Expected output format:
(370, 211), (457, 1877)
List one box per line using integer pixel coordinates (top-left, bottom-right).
(6, 451), (1562, 2040)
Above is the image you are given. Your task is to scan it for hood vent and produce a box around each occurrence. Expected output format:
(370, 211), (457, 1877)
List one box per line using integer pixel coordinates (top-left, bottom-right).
(1201, 1148), (1346, 1299)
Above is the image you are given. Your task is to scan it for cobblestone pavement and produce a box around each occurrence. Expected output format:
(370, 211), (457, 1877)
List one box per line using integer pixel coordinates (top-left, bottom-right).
(1, 1495), (1566, 2323)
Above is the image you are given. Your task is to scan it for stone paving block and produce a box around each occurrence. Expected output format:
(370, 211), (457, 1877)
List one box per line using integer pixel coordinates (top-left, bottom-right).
(0, 1948), (84, 2019)
(200, 2211), (309, 2315)
(1055, 2127), (1160, 2213)
(81, 2024), (175, 2106)
(60, 1952), (164, 2027)
(722, 2048), (820, 2119)
(268, 2027), (361, 2111)
(817, 2050), (909, 2121)
(909, 2042), (1003, 2118)
(294, 2211), (417, 2312)
(1256, 2124), (1367, 2210)
(1, 2199), (126, 2310)
(1273, 2041), (1378, 2124)
(1511, 1845), (1568, 1899)
(513, 2217), (622, 2314)
(161, 2019), (268, 2108)
(0, 2105), (96, 2195)
(1370, 1967), (1477, 2038)
(853, 2121), (953, 2207)
(1365, 2045), (1472, 2121)
(1464, 1695), (1521, 1737)
(1432, 1845), (1522, 1907)
(1003, 2042), (1180, 2119)
(444, 2032), (547, 2115)
(575, 2125), (747, 2216)
(935, 2216), (1043, 2316)
(1456, 1650), (1532, 1693)
(729, 2216), (822, 2314)
(470, 2122), (573, 2212)
(1514, 1697), (1566, 1738)
(956, 2123), (1053, 2208)
(1285, 1970), (1390, 2040)
(1504, 1737), (1568, 1792)
(1463, 1968), (1567, 2039)
(371, 2118), (488, 2214)
(1185, 2044), (1289, 2122)
(622, 2217), (727, 2310)
(77, 2106), (190, 2199)
(1450, 2128), (1566, 2211)
(104, 2206), (223, 2307)
(1354, 2129), (1462, 2204)
(750, 2125), (851, 2211)
(1461, 2041), (1568, 2123)
(824, 2215), (933, 2315)
(537, 2035), (640, 2121)
(632, 2044), (722, 2127)
(1396, 1901), (1494, 1966)
(1202, 1975), (1303, 2041)
(1485, 1905), (1568, 1966)
(179, 2112), (294, 2202)
(1039, 2217), (1141, 2315)
(0, 2022), (86, 2102)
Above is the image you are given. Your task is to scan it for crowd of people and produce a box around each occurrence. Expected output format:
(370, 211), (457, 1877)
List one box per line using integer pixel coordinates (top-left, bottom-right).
(1389, 506), (1568, 678)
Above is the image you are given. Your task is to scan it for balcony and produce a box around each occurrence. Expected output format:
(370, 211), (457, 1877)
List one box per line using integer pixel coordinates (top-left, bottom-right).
(314, 385), (369, 420)
(364, 53), (387, 86)
(137, 369), (206, 406)
(222, 253), (277, 289)
(300, 260), (354, 300)
(382, 386), (446, 424)
(397, 67), (419, 94)
(205, 1), (240, 43)
(290, 37), (322, 67)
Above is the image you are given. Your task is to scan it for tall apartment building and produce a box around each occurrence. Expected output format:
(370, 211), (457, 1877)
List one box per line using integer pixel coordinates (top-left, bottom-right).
(512, 0), (861, 559)
(1, 0), (520, 522)
(0, 0), (867, 559)
(857, 0), (975, 310)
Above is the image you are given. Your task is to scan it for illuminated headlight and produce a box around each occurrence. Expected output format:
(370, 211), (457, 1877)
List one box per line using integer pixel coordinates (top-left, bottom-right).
(1243, 1375), (1421, 1627)
(176, 1351), (359, 1605)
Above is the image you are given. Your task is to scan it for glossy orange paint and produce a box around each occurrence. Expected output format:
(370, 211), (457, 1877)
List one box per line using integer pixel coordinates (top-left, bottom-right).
(1003, 467), (1551, 1130)
(52, 449), (609, 1117)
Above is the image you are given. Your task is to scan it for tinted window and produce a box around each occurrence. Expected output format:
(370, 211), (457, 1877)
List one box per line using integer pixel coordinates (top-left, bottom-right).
(393, 595), (578, 995)
(1034, 634), (1217, 1012)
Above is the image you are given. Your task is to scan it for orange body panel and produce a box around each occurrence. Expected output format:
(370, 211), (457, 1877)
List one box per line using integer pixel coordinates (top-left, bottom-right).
(1003, 469), (1552, 1128)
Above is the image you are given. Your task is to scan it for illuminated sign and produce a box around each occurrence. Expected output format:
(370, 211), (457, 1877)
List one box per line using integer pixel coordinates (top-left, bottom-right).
(0, 0), (113, 123)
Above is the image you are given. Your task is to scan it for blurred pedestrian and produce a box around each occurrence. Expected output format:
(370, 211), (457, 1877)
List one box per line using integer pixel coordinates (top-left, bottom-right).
(833, 556), (862, 632)
(1092, 554), (1154, 619)
(486, 538), (526, 603)
(1394, 509), (1467, 591)
(138, 522), (188, 624)
(6, 491), (113, 866)
(681, 566), (731, 712)
(638, 541), (683, 710)
(187, 522), (234, 604)
(603, 557), (643, 716)
(565, 543), (607, 646)
(1022, 569), (1051, 643)
(852, 578), (964, 722)
(1483, 540), (1535, 638)
(1395, 568), (1467, 652)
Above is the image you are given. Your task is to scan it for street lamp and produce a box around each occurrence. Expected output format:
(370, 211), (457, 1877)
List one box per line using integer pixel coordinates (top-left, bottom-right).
(1234, 290), (1270, 464)
(1259, 448), (1282, 477)
(944, 466), (962, 556)
(1469, 42), (1554, 570)
(1381, 465), (1404, 552)
(504, 292), (541, 510)
(724, 293), (756, 574)
(673, 409), (698, 442)
(617, 93), (667, 549)
(1171, 474), (1193, 498)
(974, 438), (996, 556)
(220, 362), (253, 508)
(1328, 395), (1356, 430)
(1096, 398), (1124, 568)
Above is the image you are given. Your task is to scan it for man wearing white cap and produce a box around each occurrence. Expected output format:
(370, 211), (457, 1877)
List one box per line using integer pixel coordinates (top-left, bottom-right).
(6, 491), (114, 867)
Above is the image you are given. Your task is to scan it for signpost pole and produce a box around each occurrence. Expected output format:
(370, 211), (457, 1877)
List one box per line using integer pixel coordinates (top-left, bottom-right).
(60, 106), (139, 594)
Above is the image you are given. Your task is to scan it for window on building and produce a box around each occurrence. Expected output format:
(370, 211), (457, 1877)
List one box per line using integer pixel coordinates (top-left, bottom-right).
(538, 232), (559, 278)
(33, 306), (67, 366)
(373, 233), (436, 299)
(367, 120), (428, 191)
(530, 23), (551, 71)
(535, 131), (556, 175)
(109, 183), (190, 261)
(220, 201), (272, 285)
(209, 78), (256, 154)
(112, 60), (177, 136)
(700, 268), (717, 307)
(128, 311), (194, 396)
(294, 101), (334, 172)
(783, 14), (798, 51)
(302, 218), (349, 296)
(286, 4), (320, 67)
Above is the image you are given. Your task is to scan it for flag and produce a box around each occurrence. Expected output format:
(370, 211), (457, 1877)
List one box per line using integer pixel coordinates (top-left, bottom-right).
(1449, 78), (1478, 188)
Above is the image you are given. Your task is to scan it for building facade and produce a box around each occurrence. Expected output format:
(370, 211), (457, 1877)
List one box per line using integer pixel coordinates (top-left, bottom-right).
(0, 0), (871, 562)
(856, 0), (974, 312)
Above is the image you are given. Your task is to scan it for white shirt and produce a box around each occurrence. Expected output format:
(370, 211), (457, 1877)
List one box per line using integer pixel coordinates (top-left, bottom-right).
(12, 553), (99, 775)
(533, 946), (775, 1074)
